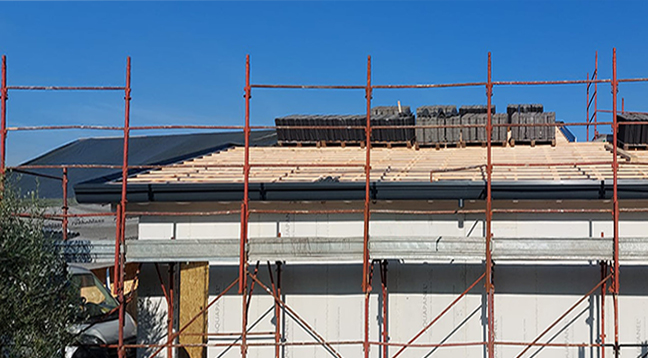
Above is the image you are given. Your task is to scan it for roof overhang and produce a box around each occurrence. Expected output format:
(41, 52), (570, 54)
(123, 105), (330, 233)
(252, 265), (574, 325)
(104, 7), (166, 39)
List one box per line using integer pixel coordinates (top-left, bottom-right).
(74, 179), (648, 204)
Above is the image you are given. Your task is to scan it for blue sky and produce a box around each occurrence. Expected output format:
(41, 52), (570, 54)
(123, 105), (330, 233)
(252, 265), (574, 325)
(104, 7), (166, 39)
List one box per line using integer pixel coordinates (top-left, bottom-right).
(1, 1), (647, 165)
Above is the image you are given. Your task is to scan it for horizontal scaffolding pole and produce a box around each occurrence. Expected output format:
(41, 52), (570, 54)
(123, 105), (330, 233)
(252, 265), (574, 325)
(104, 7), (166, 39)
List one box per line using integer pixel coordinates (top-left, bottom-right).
(7, 125), (123, 131)
(257, 121), (615, 130)
(9, 168), (63, 181)
(6, 85), (125, 90)
(250, 77), (648, 91)
(493, 161), (612, 167)
(15, 212), (116, 219)
(107, 340), (489, 349)
(515, 273), (612, 358)
(370, 209), (486, 215)
(251, 84), (365, 89)
(130, 125), (246, 130)
(492, 208), (613, 214)
(496, 341), (603, 348)
(392, 272), (485, 358)
(249, 209), (364, 214)
(493, 79), (612, 86)
(125, 210), (241, 217)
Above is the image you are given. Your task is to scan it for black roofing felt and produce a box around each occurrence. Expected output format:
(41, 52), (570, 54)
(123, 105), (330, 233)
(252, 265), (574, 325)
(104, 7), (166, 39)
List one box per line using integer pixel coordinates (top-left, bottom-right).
(10, 130), (277, 199)
(74, 179), (648, 204)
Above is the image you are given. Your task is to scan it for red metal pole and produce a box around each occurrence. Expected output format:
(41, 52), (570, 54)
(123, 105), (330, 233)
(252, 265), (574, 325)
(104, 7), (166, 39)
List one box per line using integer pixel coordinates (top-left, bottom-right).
(240, 54), (252, 358)
(611, 48), (620, 358)
(245, 262), (260, 317)
(486, 51), (495, 358)
(154, 262), (174, 358)
(594, 51), (599, 138)
(515, 274), (612, 358)
(241, 263), (260, 358)
(266, 261), (283, 358)
(275, 262), (282, 358)
(154, 262), (173, 358)
(601, 261), (607, 358)
(1, 55), (7, 178)
(587, 72), (590, 141)
(364, 262), (374, 358)
(240, 55), (251, 294)
(148, 278), (239, 358)
(380, 261), (388, 358)
(622, 98), (624, 113)
(117, 56), (131, 358)
(363, 55), (372, 358)
(363, 55), (372, 293)
(114, 202), (124, 355)
(168, 263), (175, 358)
(113, 203), (122, 296)
(62, 167), (68, 241)
(247, 274), (344, 358)
(391, 273), (486, 358)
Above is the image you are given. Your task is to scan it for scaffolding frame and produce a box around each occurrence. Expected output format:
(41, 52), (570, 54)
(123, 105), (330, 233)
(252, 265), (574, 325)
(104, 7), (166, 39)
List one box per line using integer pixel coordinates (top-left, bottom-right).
(2, 48), (648, 358)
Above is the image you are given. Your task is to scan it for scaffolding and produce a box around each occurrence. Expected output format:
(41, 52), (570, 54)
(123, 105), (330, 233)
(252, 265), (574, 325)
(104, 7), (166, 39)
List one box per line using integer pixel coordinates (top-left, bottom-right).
(2, 48), (648, 358)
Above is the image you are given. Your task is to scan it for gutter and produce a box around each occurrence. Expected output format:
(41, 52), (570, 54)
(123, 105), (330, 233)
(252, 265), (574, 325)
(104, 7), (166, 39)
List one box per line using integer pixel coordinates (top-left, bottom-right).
(74, 179), (648, 204)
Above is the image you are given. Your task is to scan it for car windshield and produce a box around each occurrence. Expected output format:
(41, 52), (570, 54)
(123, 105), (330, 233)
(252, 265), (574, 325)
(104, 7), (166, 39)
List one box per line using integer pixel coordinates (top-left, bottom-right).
(71, 273), (119, 319)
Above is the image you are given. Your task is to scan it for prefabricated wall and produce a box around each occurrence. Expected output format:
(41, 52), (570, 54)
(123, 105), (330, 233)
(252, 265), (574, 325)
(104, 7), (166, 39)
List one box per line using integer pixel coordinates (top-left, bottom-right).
(134, 200), (648, 358)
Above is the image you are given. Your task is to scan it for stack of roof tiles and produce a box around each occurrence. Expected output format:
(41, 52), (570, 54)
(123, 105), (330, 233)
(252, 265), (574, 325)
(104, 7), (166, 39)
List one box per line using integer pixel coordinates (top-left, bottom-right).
(275, 106), (415, 144)
(416, 105), (505, 145)
(617, 113), (648, 146)
(508, 104), (556, 143)
(415, 105), (460, 144)
(459, 105), (506, 144)
(276, 103), (557, 147)
(370, 106), (416, 143)
(275, 115), (364, 143)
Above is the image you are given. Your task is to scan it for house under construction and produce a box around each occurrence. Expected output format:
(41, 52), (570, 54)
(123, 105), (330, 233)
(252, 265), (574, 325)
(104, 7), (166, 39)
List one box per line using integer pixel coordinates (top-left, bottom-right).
(3, 49), (648, 358)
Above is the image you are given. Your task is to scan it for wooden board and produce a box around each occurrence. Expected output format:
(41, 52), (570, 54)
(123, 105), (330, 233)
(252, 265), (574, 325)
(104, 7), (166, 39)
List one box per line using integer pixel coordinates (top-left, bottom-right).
(179, 262), (209, 358)
(126, 140), (648, 184)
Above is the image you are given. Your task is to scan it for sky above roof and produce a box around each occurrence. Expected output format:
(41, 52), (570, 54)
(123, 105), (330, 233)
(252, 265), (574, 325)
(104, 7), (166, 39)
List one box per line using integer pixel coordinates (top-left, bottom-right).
(1, 1), (647, 165)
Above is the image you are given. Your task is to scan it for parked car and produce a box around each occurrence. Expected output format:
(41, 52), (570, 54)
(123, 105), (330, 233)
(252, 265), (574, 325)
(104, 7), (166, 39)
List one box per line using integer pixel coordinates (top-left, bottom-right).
(66, 265), (137, 358)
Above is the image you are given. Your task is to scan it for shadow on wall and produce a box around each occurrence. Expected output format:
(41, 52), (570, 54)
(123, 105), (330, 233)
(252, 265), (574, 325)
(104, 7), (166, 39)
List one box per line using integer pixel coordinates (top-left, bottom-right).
(137, 297), (168, 358)
(641, 340), (648, 358)
(206, 263), (648, 296)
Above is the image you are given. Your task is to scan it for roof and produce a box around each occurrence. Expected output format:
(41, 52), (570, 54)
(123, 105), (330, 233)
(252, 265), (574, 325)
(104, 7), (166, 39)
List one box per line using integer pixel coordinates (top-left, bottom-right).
(75, 129), (648, 203)
(124, 144), (647, 184)
(11, 130), (277, 198)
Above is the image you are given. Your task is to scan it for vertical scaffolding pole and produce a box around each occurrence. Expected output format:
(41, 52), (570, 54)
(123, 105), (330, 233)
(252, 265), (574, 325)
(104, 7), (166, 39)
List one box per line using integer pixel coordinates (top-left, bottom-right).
(363, 55), (373, 358)
(1, 55), (7, 177)
(601, 261), (607, 358)
(275, 262), (282, 358)
(240, 54), (252, 358)
(168, 263), (175, 358)
(113, 204), (122, 296)
(62, 167), (69, 241)
(486, 52), (495, 358)
(364, 263), (374, 358)
(380, 261), (388, 358)
(587, 72), (591, 141)
(117, 56), (132, 358)
(155, 263), (174, 358)
(594, 51), (599, 138)
(611, 48), (620, 358)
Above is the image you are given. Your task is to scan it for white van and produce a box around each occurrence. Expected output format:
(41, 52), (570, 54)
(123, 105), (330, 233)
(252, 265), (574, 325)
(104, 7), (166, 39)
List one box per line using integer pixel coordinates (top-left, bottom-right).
(66, 265), (137, 358)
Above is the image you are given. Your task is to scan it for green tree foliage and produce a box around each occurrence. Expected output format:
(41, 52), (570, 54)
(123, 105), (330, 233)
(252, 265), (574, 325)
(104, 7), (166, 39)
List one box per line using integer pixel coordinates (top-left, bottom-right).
(0, 187), (81, 358)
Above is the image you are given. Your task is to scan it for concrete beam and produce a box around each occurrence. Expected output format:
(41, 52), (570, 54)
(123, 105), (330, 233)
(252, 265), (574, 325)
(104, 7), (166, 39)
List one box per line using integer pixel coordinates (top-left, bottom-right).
(122, 236), (648, 264)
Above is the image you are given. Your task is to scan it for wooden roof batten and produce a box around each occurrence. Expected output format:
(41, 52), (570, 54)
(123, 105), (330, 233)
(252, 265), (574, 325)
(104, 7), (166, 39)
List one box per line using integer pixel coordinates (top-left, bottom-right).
(125, 140), (647, 185)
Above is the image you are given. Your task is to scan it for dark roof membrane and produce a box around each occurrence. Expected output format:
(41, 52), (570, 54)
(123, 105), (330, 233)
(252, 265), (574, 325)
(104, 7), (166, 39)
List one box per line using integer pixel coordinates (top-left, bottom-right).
(10, 130), (277, 198)
(74, 179), (648, 204)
